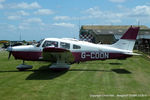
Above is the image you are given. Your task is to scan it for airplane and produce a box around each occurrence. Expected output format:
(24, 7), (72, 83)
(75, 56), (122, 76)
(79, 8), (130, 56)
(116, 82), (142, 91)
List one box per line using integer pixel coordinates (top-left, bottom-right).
(7, 26), (140, 71)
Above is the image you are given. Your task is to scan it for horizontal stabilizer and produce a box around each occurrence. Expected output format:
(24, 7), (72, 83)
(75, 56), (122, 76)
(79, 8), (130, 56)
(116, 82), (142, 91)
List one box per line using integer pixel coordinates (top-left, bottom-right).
(123, 52), (141, 56)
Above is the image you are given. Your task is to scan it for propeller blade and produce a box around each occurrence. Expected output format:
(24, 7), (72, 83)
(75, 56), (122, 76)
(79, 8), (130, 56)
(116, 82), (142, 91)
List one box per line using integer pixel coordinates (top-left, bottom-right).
(9, 41), (12, 47)
(8, 51), (12, 60)
(7, 46), (12, 60)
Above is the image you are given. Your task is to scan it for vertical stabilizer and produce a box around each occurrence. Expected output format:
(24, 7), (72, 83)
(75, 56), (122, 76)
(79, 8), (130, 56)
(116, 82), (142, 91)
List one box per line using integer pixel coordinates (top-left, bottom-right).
(112, 26), (140, 51)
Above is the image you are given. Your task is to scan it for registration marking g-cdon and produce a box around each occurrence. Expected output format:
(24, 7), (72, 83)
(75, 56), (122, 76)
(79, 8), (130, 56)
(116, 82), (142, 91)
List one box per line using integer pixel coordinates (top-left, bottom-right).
(81, 52), (109, 59)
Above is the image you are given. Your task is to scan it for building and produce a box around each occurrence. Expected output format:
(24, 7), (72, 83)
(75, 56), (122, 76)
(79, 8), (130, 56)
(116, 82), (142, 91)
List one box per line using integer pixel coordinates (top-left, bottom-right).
(80, 25), (150, 43)
(79, 25), (150, 52)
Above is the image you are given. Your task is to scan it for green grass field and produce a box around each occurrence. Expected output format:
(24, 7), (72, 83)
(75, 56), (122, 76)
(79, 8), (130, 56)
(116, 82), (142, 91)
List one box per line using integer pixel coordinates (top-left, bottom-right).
(0, 51), (150, 100)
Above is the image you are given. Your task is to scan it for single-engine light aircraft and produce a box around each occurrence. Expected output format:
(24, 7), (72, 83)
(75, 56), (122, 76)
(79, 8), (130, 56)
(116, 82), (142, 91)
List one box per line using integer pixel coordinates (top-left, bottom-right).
(7, 26), (140, 71)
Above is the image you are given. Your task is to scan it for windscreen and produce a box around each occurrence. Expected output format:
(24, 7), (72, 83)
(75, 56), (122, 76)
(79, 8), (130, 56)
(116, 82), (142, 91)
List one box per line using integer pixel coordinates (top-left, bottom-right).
(36, 39), (44, 47)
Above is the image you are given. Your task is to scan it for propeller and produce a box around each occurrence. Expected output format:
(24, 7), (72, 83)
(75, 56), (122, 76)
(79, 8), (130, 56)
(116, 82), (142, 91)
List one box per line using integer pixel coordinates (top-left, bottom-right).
(8, 51), (12, 60)
(7, 41), (12, 60)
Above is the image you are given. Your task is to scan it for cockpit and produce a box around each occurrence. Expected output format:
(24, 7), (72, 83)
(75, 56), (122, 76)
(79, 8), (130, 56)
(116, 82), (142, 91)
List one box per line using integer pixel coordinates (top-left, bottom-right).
(42, 41), (58, 47)
(36, 38), (81, 50)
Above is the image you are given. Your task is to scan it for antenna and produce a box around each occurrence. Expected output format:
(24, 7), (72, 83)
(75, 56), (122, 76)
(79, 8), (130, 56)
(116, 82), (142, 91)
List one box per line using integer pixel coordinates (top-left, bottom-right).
(78, 17), (81, 40)
(19, 33), (21, 41)
(137, 19), (140, 27)
(78, 17), (81, 31)
(138, 21), (140, 27)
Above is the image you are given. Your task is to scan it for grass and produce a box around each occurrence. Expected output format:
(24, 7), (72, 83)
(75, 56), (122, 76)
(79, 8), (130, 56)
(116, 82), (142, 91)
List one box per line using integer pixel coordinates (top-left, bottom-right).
(0, 51), (150, 100)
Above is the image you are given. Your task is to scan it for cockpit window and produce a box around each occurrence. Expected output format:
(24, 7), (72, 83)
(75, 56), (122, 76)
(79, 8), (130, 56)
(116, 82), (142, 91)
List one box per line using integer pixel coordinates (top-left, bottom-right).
(36, 39), (44, 47)
(42, 41), (58, 47)
(73, 44), (81, 49)
(60, 42), (70, 49)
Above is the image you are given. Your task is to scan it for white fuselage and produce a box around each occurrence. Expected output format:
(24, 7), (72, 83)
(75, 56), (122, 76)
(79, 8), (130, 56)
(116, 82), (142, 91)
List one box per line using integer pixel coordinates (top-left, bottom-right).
(9, 38), (133, 62)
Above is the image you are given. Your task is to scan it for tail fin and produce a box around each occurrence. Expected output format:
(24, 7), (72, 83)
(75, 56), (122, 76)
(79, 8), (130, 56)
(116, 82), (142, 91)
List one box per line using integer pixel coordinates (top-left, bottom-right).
(112, 26), (140, 51)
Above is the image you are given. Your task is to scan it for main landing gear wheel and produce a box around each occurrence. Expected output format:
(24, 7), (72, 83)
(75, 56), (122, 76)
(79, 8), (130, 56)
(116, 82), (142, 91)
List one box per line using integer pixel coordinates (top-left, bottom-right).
(16, 60), (33, 71)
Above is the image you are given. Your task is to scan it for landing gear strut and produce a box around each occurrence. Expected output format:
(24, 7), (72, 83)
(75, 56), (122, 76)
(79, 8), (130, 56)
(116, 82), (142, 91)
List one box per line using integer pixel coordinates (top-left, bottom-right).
(16, 60), (33, 71)
(49, 59), (70, 71)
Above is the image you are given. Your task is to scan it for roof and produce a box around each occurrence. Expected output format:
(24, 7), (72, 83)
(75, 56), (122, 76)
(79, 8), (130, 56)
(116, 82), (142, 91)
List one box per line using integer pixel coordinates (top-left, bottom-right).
(81, 25), (149, 30)
(80, 25), (150, 35)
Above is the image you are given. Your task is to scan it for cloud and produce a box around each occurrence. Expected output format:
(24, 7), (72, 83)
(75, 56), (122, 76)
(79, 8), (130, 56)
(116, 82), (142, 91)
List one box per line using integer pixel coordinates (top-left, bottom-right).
(18, 25), (26, 30)
(8, 15), (21, 20)
(34, 9), (54, 15)
(52, 22), (75, 27)
(8, 25), (17, 30)
(108, 19), (122, 23)
(109, 0), (126, 3)
(85, 7), (122, 19)
(85, 7), (103, 18)
(0, 4), (3, 9)
(24, 18), (45, 25)
(6, 10), (29, 20)
(53, 7), (123, 24)
(18, 18), (44, 30)
(25, 18), (42, 23)
(54, 16), (71, 20)
(53, 16), (81, 21)
(11, 2), (41, 9)
(18, 23), (29, 30)
(17, 10), (29, 16)
(0, 0), (5, 3)
(123, 5), (150, 24)
(83, 5), (150, 24)
(129, 5), (150, 17)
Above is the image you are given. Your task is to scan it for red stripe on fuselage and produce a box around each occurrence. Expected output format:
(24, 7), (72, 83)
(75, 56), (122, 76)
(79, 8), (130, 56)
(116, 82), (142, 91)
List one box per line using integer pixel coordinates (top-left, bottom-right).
(12, 51), (132, 62)
(12, 51), (42, 61)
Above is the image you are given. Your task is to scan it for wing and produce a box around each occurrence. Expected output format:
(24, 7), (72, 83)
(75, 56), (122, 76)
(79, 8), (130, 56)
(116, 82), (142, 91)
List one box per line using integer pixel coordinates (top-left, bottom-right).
(42, 47), (74, 63)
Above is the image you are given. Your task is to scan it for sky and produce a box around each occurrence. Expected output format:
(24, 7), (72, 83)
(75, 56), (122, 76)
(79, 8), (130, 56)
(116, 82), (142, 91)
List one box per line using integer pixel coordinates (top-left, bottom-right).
(0, 0), (150, 41)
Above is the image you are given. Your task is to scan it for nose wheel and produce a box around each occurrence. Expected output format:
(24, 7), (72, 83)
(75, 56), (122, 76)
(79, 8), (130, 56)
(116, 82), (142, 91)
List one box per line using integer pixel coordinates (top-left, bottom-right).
(16, 60), (33, 71)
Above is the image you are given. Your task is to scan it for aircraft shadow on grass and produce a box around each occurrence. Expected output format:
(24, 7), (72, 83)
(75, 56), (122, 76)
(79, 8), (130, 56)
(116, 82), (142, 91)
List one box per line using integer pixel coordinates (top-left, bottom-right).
(0, 68), (131, 74)
(26, 68), (131, 80)
(0, 65), (131, 80)
(79, 62), (122, 65)
(111, 69), (131, 74)
(109, 62), (122, 65)
(69, 69), (111, 72)
(69, 68), (131, 74)
(26, 67), (131, 80)
(26, 65), (68, 80)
